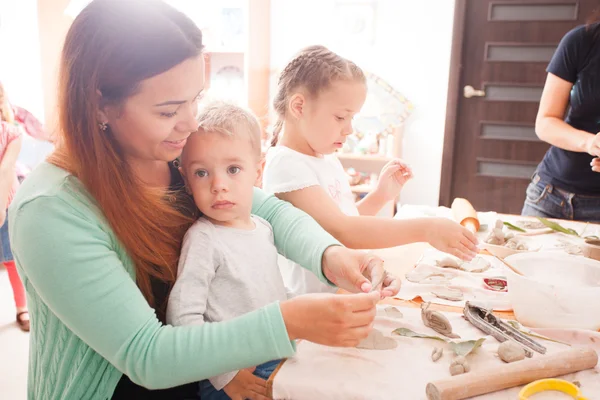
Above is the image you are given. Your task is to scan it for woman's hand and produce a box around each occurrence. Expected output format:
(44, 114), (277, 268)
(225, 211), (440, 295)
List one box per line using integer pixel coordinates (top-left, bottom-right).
(321, 246), (401, 297)
(425, 218), (479, 260)
(374, 159), (413, 203)
(223, 368), (269, 400)
(591, 157), (600, 173)
(280, 292), (379, 347)
(585, 133), (600, 157)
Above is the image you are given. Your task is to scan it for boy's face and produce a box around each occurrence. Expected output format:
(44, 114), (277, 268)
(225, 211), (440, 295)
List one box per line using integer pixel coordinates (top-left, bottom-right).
(182, 131), (262, 228)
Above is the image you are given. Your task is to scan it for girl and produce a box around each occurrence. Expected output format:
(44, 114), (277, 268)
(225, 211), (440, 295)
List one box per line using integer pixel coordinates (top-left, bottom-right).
(263, 45), (479, 296)
(0, 81), (28, 331)
(9, 2), (397, 399)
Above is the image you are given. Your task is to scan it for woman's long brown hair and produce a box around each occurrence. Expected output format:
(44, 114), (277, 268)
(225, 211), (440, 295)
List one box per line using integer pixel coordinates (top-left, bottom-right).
(49, 0), (201, 307)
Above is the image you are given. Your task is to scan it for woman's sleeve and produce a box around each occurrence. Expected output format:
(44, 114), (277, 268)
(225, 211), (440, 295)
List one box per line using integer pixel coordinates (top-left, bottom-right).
(9, 195), (296, 390)
(252, 187), (339, 285)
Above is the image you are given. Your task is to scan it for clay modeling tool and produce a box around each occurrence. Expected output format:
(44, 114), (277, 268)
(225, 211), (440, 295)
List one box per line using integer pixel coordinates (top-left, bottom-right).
(479, 248), (525, 276)
(426, 348), (597, 400)
(451, 198), (480, 233)
(463, 302), (546, 357)
(519, 379), (588, 400)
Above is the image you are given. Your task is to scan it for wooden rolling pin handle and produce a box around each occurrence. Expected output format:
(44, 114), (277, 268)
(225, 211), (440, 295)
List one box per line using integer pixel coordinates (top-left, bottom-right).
(463, 219), (479, 234)
(426, 347), (598, 400)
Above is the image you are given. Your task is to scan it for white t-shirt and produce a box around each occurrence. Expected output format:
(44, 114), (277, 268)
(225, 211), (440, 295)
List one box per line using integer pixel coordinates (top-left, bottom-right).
(263, 146), (359, 297)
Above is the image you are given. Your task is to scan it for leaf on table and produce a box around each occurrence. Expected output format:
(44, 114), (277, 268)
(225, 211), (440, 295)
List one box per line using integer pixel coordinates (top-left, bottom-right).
(506, 320), (571, 346)
(503, 222), (526, 232)
(449, 338), (486, 357)
(392, 328), (448, 342)
(537, 217), (580, 236)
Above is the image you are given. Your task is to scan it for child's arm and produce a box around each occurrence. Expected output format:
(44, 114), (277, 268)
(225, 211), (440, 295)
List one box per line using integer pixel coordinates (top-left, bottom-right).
(166, 226), (239, 390)
(277, 186), (478, 260)
(356, 159), (413, 216)
(0, 125), (22, 222)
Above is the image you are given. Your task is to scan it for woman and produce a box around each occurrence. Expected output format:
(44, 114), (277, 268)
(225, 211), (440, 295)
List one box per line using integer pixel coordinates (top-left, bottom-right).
(523, 14), (600, 222)
(8, 1), (399, 399)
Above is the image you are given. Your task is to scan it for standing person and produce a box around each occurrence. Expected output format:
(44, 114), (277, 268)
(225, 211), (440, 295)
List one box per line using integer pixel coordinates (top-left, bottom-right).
(0, 81), (28, 332)
(8, 1), (399, 399)
(522, 15), (600, 222)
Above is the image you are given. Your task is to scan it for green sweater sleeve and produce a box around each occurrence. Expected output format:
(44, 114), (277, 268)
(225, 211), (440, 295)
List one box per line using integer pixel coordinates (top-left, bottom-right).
(10, 195), (296, 390)
(252, 187), (340, 285)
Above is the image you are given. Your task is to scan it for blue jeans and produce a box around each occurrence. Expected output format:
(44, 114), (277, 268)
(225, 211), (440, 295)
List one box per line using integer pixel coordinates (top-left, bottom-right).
(521, 173), (600, 222)
(0, 210), (13, 263)
(198, 360), (280, 400)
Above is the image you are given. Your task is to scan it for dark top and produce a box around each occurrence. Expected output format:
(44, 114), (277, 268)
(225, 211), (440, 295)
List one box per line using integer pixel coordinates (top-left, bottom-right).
(112, 161), (199, 400)
(536, 23), (600, 195)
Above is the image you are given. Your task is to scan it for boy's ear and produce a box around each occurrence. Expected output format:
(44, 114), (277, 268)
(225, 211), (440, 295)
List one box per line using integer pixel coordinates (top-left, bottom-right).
(255, 158), (265, 188)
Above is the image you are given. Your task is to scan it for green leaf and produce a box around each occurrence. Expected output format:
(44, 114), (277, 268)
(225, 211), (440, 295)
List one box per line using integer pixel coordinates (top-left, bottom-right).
(536, 217), (580, 236)
(449, 338), (486, 357)
(503, 222), (526, 232)
(506, 320), (571, 346)
(392, 328), (448, 342)
(584, 235), (600, 240)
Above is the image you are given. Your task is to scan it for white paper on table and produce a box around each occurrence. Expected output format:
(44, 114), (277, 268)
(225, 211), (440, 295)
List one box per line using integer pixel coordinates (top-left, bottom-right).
(272, 306), (600, 400)
(394, 249), (512, 311)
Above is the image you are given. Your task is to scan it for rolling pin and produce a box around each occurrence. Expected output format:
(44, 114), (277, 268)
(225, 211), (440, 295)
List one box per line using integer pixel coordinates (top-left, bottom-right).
(426, 347), (598, 400)
(451, 198), (480, 233)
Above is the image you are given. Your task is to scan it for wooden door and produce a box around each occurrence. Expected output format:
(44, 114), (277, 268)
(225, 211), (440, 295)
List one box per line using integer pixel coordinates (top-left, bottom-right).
(440, 0), (598, 214)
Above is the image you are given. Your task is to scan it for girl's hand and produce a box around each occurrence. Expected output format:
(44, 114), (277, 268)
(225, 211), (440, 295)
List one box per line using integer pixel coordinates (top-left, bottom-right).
(426, 218), (479, 260)
(321, 246), (401, 297)
(223, 369), (269, 400)
(585, 133), (600, 158)
(280, 291), (379, 347)
(591, 157), (600, 172)
(374, 159), (413, 203)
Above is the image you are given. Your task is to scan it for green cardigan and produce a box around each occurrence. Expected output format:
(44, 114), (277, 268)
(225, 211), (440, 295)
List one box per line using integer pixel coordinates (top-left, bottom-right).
(9, 163), (338, 400)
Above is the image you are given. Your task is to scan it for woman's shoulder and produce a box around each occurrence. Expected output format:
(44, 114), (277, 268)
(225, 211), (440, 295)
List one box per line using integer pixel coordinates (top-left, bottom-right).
(10, 162), (100, 221)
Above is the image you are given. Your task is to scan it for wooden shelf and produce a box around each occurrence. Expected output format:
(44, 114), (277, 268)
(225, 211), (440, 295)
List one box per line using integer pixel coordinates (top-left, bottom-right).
(337, 153), (392, 163)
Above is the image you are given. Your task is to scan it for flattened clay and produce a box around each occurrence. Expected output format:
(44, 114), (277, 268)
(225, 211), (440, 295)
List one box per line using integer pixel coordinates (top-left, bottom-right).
(436, 256), (491, 273)
(431, 347), (443, 362)
(449, 356), (470, 376)
(436, 256), (461, 269)
(498, 341), (525, 363)
(383, 306), (403, 319)
(431, 287), (464, 302)
(460, 257), (491, 273)
(406, 264), (456, 284)
(421, 302), (460, 339)
(357, 328), (398, 350)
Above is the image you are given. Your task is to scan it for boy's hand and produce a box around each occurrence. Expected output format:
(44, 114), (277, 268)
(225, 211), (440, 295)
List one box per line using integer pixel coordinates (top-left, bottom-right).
(223, 368), (270, 400)
(374, 159), (413, 203)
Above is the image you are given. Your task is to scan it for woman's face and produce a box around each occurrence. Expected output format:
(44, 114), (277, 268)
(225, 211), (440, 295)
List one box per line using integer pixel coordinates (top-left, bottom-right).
(101, 55), (205, 162)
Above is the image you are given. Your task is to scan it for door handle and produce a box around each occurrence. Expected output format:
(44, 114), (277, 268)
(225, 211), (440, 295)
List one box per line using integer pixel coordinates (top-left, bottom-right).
(464, 85), (486, 98)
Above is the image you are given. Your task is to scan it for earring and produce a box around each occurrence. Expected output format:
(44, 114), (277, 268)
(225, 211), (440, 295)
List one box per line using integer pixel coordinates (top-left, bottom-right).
(98, 122), (108, 131)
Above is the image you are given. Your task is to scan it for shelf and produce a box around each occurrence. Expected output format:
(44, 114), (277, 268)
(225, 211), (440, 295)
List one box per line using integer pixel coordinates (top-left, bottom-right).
(337, 153), (392, 163)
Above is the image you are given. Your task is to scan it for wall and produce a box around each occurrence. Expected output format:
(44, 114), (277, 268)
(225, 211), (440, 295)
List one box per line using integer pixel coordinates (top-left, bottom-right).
(270, 0), (456, 206)
(37, 0), (72, 133)
(0, 0), (44, 120)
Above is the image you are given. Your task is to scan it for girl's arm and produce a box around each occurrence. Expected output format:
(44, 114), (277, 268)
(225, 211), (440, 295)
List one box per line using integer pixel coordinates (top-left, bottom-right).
(535, 73), (596, 153)
(276, 186), (478, 260)
(0, 129), (22, 213)
(252, 187), (339, 285)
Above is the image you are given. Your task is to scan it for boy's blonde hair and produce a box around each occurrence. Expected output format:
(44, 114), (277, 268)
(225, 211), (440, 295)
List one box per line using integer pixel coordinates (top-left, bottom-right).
(271, 45), (365, 146)
(193, 101), (262, 158)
